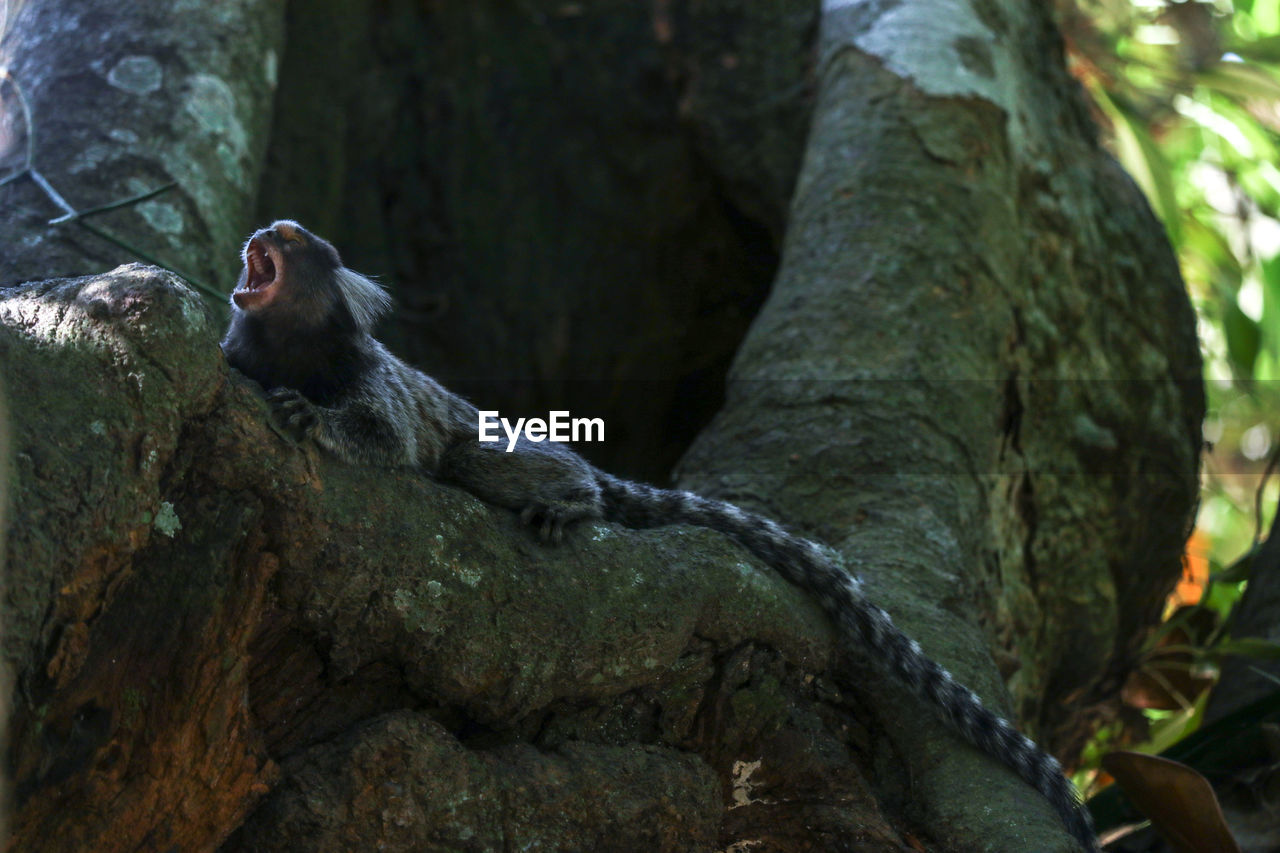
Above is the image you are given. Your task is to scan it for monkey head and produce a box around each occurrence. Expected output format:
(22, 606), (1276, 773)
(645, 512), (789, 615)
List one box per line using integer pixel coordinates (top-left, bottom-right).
(230, 220), (390, 332)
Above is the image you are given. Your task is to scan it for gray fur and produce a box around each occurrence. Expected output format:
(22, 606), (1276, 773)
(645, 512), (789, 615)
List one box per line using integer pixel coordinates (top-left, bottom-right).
(221, 221), (1098, 852)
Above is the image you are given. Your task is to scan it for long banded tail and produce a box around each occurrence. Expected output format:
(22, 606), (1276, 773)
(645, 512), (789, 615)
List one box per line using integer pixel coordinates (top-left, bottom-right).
(596, 472), (1098, 851)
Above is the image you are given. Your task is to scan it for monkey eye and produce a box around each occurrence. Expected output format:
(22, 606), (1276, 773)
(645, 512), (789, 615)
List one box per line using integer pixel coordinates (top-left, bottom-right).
(285, 235), (306, 247)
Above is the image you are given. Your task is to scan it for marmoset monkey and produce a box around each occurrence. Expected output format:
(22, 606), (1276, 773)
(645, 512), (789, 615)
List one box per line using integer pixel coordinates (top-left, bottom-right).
(222, 220), (1098, 851)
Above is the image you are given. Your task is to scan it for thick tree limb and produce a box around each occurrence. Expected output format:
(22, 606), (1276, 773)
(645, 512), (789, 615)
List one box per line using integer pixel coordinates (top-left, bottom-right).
(679, 1), (1202, 848)
(3, 268), (908, 852)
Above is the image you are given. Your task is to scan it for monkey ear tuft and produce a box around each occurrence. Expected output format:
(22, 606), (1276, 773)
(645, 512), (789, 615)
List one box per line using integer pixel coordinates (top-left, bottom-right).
(333, 267), (394, 331)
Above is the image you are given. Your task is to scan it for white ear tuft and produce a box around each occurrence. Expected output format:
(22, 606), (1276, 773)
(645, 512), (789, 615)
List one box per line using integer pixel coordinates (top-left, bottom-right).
(333, 267), (394, 331)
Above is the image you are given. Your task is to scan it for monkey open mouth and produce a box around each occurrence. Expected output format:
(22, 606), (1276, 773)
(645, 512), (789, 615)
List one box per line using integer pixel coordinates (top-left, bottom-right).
(233, 237), (282, 309)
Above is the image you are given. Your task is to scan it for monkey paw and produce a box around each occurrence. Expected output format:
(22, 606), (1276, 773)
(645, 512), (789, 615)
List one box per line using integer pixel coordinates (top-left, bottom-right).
(266, 389), (321, 443)
(520, 501), (593, 544)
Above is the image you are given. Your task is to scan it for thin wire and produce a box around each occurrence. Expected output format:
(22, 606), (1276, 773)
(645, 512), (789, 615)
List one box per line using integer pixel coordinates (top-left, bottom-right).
(49, 181), (176, 224)
(0, 66), (35, 183)
(2, 3), (222, 303)
(78, 221), (224, 302)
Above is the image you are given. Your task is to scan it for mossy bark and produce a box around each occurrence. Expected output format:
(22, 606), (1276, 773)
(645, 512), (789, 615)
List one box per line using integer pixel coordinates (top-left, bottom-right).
(3, 270), (899, 851)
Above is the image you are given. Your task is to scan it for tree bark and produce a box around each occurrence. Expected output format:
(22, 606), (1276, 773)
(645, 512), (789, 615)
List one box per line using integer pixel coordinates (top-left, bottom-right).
(678, 0), (1201, 847)
(0, 376), (10, 842)
(0, 1), (1202, 852)
(2, 267), (879, 851)
(0, 0), (284, 293)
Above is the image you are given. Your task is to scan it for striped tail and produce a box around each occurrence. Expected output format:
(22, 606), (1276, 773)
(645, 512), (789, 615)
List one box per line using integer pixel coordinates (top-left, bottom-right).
(596, 472), (1098, 852)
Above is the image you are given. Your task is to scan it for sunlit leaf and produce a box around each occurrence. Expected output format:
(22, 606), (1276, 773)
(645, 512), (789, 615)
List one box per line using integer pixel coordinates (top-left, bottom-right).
(1181, 217), (1243, 284)
(1259, 254), (1280, 363)
(1093, 84), (1183, 242)
(1176, 94), (1260, 161)
(1224, 33), (1280, 63)
(1198, 62), (1280, 103)
(1247, 0), (1280, 35)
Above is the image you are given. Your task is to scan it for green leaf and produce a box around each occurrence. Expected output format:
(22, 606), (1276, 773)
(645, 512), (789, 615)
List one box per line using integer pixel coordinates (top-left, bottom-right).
(1210, 547), (1255, 584)
(1181, 217), (1243, 284)
(1259, 254), (1280, 366)
(1199, 91), (1280, 171)
(1093, 84), (1183, 243)
(1223, 33), (1280, 63)
(1223, 298), (1262, 378)
(1197, 62), (1280, 102)
(1245, 0), (1280, 34)
(1212, 637), (1280, 660)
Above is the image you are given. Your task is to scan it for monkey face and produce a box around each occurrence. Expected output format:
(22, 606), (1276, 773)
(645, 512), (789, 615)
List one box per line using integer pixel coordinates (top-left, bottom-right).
(231, 220), (342, 316)
(230, 220), (391, 333)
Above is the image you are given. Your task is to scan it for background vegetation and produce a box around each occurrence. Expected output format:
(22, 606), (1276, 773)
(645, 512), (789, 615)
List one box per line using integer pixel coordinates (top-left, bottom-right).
(1068, 0), (1280, 791)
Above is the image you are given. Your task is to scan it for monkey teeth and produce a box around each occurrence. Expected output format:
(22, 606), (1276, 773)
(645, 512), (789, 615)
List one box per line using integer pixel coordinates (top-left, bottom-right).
(242, 240), (278, 292)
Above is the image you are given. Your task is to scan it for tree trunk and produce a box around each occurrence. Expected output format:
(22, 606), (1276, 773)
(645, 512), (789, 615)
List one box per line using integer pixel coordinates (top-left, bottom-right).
(0, 0), (284, 293)
(0, 377), (10, 842)
(679, 0), (1203, 845)
(1, 1), (1201, 852)
(686, 0), (1203, 783)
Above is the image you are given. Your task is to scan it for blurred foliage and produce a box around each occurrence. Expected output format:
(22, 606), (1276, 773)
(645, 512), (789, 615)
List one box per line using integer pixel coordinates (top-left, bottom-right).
(1060, 0), (1280, 797)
